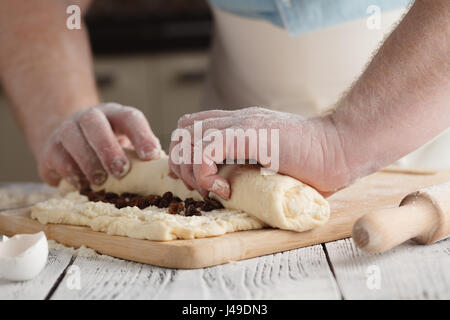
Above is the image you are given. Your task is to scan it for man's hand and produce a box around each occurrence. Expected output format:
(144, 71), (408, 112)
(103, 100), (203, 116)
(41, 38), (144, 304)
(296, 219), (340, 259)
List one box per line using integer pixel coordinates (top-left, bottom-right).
(38, 103), (161, 188)
(169, 107), (350, 200)
(0, 1), (162, 188)
(170, 0), (450, 201)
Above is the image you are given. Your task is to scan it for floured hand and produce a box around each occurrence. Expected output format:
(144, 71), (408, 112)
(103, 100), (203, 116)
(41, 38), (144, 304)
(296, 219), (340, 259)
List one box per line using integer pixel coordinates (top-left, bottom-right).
(38, 103), (161, 188)
(169, 107), (350, 200)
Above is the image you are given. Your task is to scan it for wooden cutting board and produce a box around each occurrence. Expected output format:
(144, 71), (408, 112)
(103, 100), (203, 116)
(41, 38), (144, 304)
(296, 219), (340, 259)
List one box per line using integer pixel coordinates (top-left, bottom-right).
(1, 167), (449, 269)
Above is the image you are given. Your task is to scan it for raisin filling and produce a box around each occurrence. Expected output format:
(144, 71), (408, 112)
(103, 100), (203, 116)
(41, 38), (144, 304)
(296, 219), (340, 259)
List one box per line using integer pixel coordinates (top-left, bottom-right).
(80, 188), (224, 216)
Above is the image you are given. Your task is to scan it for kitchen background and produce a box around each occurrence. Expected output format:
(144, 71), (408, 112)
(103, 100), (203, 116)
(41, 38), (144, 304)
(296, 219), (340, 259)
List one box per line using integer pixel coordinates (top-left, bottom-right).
(0, 0), (212, 181)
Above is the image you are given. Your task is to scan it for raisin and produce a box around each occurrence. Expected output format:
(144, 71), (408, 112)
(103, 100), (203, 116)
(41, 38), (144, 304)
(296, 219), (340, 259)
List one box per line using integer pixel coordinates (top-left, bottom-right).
(87, 192), (99, 202)
(127, 197), (140, 208)
(205, 198), (223, 210)
(168, 202), (184, 214)
(137, 198), (150, 209)
(121, 192), (138, 201)
(105, 192), (119, 200)
(115, 198), (128, 209)
(80, 187), (92, 196)
(195, 201), (208, 211)
(148, 195), (161, 207)
(184, 198), (195, 207)
(185, 204), (201, 217)
(162, 191), (173, 202)
(98, 196), (109, 203)
(158, 198), (171, 208)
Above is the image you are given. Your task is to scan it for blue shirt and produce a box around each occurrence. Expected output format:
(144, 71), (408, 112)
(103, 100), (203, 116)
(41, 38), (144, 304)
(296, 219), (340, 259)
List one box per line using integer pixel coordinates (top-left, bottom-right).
(208, 0), (410, 35)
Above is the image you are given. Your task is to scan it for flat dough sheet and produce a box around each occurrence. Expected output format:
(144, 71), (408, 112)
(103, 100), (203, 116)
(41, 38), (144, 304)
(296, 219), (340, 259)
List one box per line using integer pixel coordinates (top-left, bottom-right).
(32, 192), (265, 241)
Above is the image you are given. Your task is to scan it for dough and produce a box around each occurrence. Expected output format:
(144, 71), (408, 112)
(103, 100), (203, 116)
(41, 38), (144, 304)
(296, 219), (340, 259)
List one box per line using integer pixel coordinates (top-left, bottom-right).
(92, 150), (330, 232)
(213, 165), (330, 232)
(32, 192), (265, 241)
(91, 150), (203, 201)
(32, 150), (330, 240)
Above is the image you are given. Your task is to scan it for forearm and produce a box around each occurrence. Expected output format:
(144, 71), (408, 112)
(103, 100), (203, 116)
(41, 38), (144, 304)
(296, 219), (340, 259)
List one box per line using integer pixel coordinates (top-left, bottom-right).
(0, 0), (99, 158)
(331, 0), (450, 182)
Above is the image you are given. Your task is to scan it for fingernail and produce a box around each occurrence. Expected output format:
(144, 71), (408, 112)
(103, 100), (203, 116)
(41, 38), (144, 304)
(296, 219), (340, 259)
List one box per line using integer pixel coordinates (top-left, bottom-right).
(209, 179), (230, 200)
(110, 158), (130, 178)
(139, 147), (161, 160)
(149, 148), (161, 159)
(92, 170), (107, 185)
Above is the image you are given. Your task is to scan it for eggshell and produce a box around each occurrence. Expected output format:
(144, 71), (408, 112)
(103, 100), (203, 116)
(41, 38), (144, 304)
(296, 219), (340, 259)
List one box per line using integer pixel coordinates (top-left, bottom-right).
(0, 232), (48, 281)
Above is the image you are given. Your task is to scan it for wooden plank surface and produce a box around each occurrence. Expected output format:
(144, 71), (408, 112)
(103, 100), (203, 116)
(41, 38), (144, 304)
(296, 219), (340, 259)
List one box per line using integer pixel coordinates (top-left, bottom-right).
(0, 230), (339, 300)
(49, 244), (339, 300)
(1, 169), (450, 269)
(1, 230), (449, 299)
(325, 237), (450, 299)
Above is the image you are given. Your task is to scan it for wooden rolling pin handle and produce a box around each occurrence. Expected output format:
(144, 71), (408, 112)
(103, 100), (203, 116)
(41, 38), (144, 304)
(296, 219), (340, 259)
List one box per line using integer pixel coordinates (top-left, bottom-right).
(352, 195), (439, 253)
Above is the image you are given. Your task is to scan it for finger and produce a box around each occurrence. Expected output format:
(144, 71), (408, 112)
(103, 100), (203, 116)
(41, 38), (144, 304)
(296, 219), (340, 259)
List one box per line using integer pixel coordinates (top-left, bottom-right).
(193, 160), (230, 200)
(192, 139), (231, 200)
(169, 137), (209, 196)
(177, 145), (198, 191)
(117, 135), (133, 148)
(77, 108), (130, 179)
(39, 142), (85, 188)
(59, 119), (109, 185)
(192, 128), (263, 200)
(177, 109), (233, 128)
(38, 166), (61, 187)
(179, 163), (196, 191)
(168, 140), (182, 179)
(100, 103), (161, 160)
(180, 161), (209, 196)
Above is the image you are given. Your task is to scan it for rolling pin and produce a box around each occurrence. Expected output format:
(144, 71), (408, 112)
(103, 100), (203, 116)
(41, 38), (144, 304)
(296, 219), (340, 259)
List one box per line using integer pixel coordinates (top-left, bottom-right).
(352, 181), (450, 253)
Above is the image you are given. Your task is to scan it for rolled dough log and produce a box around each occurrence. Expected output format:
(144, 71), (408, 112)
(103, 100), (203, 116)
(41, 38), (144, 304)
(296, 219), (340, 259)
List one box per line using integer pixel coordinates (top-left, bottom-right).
(92, 151), (330, 232)
(92, 151), (203, 201)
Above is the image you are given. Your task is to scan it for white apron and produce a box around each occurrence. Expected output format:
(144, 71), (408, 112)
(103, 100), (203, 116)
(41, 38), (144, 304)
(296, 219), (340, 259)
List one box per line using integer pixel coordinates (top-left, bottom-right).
(202, 7), (450, 170)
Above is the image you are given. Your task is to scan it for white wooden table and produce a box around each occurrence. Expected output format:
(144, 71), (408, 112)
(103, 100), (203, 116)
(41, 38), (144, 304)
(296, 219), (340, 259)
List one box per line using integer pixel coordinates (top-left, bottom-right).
(1, 183), (450, 300)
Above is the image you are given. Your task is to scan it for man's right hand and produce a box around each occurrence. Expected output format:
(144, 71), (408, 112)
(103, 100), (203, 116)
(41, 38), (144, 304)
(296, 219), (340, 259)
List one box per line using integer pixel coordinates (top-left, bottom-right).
(38, 103), (161, 188)
(169, 107), (351, 200)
